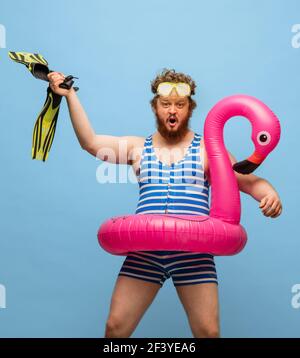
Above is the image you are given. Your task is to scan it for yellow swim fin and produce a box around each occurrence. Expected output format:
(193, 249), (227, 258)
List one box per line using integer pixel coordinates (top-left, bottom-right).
(32, 87), (62, 161)
(8, 51), (49, 81)
(9, 51), (78, 161)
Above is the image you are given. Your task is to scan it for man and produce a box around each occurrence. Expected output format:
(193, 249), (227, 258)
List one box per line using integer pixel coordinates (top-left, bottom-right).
(48, 69), (282, 338)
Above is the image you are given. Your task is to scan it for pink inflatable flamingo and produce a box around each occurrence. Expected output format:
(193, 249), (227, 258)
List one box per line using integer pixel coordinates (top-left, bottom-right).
(98, 95), (281, 256)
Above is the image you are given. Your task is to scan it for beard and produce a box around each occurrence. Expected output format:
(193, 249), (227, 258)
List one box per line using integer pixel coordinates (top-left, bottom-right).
(155, 111), (192, 142)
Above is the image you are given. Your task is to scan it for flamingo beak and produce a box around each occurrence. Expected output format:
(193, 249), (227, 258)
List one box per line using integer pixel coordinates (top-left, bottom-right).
(232, 152), (264, 175)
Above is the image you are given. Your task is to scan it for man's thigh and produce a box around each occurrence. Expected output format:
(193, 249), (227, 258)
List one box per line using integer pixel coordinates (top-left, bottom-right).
(175, 282), (220, 336)
(107, 275), (161, 324)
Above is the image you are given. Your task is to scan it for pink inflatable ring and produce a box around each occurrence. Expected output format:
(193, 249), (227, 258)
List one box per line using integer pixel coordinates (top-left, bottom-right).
(98, 95), (281, 256)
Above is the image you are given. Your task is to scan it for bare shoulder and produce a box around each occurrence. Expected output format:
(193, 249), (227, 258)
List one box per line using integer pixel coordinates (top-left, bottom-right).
(126, 136), (145, 156)
(128, 136), (145, 148)
(127, 136), (145, 167)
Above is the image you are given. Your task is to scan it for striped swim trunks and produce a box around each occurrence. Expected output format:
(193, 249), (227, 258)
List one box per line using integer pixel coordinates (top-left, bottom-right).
(119, 250), (218, 287)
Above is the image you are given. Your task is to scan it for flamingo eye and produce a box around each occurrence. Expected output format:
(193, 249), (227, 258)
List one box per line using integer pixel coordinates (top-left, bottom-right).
(257, 131), (271, 146)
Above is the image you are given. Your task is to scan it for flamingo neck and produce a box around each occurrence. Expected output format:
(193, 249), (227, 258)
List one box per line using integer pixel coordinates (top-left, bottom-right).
(204, 103), (243, 224)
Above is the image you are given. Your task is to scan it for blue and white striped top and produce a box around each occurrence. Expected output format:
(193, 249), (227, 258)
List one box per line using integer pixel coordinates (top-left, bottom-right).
(135, 133), (210, 215)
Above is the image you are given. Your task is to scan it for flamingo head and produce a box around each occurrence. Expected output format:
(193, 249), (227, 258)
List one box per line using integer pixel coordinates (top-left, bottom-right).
(233, 107), (281, 175)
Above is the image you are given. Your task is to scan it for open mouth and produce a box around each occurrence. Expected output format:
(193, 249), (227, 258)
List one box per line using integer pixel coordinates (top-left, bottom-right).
(168, 117), (177, 127)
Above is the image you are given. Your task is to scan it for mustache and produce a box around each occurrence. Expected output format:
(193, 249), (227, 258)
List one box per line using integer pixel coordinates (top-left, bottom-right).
(155, 114), (191, 140)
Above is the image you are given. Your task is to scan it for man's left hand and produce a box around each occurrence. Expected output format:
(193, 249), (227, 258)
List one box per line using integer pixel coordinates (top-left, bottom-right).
(259, 193), (282, 218)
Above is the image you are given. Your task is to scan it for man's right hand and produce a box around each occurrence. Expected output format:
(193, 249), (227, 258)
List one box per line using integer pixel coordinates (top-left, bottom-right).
(47, 72), (74, 97)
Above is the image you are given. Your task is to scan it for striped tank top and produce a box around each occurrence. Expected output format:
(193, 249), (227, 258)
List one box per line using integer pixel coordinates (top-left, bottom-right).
(135, 132), (210, 216)
(119, 132), (216, 285)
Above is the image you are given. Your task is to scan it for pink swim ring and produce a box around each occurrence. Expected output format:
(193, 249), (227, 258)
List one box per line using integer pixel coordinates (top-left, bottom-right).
(98, 95), (281, 256)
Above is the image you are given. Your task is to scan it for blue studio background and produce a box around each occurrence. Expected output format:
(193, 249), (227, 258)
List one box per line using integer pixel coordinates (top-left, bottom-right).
(0, 0), (299, 338)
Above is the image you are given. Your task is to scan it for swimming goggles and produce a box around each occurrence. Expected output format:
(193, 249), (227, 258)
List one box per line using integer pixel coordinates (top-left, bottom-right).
(156, 82), (191, 97)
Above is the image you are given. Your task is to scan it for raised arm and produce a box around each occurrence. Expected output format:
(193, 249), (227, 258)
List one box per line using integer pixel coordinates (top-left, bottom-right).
(48, 72), (144, 164)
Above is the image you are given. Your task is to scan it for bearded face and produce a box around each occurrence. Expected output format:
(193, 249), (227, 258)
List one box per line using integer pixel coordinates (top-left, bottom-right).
(154, 94), (192, 141)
